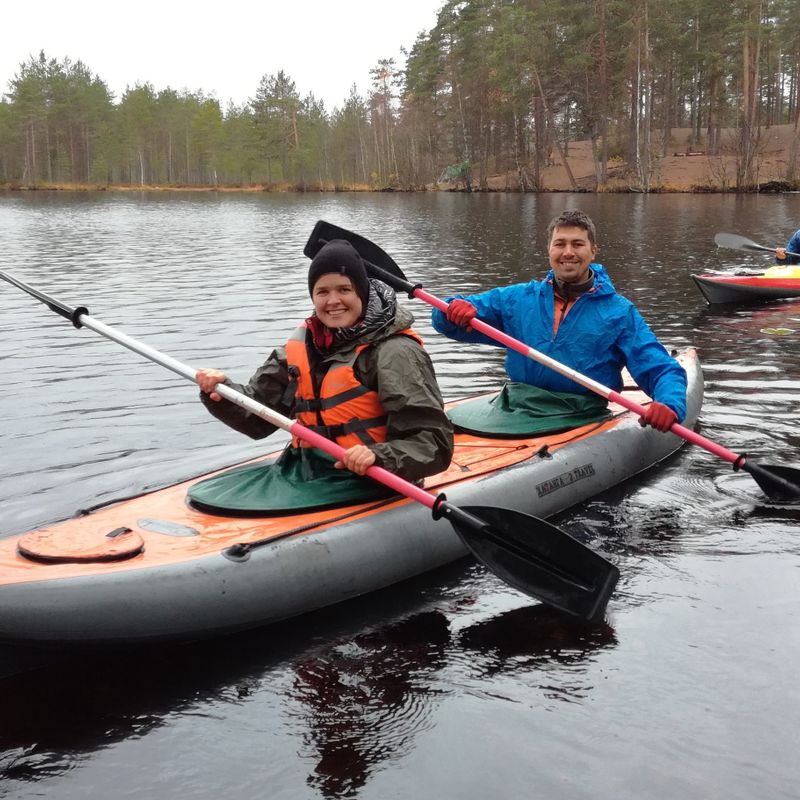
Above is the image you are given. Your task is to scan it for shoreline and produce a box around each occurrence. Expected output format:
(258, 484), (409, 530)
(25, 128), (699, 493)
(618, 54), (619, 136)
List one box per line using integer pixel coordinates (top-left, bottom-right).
(3, 181), (799, 194)
(4, 125), (798, 196)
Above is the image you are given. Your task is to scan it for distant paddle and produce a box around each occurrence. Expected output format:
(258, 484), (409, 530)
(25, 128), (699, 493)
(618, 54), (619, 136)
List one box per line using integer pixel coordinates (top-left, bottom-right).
(714, 233), (800, 259)
(305, 221), (800, 502)
(0, 268), (620, 621)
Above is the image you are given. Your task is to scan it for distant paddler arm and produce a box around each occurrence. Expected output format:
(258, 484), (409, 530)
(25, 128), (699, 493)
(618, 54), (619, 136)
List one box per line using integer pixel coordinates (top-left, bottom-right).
(714, 232), (800, 260)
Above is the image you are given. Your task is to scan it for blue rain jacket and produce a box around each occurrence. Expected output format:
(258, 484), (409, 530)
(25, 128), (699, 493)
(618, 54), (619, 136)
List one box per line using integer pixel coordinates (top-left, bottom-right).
(431, 264), (687, 421)
(777, 228), (800, 265)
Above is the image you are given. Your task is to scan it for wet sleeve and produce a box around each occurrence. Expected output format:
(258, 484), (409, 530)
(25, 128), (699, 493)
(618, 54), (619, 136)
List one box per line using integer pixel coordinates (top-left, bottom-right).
(358, 337), (454, 481)
(618, 307), (688, 421)
(198, 346), (292, 439)
(786, 230), (800, 265)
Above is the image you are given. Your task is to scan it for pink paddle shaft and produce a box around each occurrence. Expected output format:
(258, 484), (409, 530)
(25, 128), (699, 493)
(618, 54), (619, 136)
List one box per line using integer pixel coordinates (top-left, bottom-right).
(288, 421), (437, 509)
(417, 288), (744, 469)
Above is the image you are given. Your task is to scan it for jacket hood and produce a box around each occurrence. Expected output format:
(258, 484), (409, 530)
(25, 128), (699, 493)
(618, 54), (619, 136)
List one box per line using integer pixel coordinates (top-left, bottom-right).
(358, 281), (415, 343)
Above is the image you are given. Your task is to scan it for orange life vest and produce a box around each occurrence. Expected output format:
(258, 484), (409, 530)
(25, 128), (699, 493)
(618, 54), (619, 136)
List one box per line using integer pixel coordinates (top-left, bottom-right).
(285, 323), (424, 450)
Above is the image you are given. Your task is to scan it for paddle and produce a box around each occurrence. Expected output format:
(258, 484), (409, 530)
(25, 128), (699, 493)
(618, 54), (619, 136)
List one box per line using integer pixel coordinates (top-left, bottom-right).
(714, 232), (800, 259)
(0, 268), (620, 621)
(304, 221), (800, 502)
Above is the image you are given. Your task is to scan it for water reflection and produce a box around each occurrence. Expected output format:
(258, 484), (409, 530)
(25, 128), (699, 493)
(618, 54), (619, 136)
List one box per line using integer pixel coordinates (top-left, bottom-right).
(547, 470), (701, 564)
(0, 564), (466, 797)
(290, 611), (450, 799)
(0, 644), (220, 783)
(2, 192), (800, 800)
(457, 605), (616, 680)
(740, 500), (800, 525)
(695, 298), (800, 340)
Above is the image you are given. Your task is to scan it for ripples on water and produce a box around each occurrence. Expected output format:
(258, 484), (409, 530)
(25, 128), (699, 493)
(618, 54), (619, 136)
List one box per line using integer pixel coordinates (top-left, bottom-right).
(1, 191), (799, 800)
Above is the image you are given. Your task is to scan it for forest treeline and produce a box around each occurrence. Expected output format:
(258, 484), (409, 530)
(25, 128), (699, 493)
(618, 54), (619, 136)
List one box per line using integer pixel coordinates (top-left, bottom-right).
(2, 0), (800, 193)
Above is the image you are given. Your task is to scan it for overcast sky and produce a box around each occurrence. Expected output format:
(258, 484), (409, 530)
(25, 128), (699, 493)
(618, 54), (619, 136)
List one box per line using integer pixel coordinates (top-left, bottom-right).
(1, 0), (442, 111)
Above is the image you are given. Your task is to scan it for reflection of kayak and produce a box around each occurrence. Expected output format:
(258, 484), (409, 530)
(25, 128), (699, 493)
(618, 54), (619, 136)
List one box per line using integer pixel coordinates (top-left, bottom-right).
(692, 273), (800, 304)
(0, 350), (702, 645)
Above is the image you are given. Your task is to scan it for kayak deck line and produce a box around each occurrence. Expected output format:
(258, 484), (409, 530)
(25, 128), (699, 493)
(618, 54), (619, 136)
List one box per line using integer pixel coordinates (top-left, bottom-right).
(1, 383), (659, 584)
(224, 414), (626, 558)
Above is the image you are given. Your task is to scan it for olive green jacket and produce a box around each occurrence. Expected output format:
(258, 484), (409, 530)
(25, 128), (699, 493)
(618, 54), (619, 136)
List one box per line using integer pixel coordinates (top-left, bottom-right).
(200, 303), (454, 481)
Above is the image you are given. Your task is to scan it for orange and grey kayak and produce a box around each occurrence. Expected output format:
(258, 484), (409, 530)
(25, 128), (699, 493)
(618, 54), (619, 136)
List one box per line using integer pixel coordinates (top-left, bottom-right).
(0, 350), (702, 645)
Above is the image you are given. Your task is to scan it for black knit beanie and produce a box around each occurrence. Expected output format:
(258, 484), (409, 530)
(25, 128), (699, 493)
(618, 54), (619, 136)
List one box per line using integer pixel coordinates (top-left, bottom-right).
(307, 240), (370, 305)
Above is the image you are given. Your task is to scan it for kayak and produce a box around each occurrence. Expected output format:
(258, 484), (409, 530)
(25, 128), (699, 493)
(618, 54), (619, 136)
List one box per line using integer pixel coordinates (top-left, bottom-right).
(692, 273), (800, 304)
(0, 349), (703, 645)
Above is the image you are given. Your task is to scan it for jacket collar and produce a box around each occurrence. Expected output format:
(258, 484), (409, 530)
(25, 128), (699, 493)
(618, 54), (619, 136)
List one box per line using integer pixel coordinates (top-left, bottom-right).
(543, 263), (615, 297)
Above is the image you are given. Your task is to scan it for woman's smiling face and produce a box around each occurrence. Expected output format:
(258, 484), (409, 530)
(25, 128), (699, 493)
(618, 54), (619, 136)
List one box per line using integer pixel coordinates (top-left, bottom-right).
(312, 273), (364, 328)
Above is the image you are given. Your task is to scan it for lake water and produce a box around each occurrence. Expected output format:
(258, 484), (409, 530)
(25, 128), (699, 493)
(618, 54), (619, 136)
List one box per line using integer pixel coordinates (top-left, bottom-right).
(1, 191), (799, 800)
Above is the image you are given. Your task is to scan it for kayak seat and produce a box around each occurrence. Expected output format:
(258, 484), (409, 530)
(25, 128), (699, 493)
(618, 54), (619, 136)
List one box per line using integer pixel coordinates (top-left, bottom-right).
(447, 383), (611, 438)
(187, 446), (396, 516)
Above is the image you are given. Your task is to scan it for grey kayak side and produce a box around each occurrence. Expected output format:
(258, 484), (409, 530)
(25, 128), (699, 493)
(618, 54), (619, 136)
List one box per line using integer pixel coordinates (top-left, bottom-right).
(0, 352), (703, 645)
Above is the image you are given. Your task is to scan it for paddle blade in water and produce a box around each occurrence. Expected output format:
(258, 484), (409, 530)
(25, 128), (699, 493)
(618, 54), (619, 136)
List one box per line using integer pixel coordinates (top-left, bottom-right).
(743, 462), (800, 501)
(443, 504), (619, 621)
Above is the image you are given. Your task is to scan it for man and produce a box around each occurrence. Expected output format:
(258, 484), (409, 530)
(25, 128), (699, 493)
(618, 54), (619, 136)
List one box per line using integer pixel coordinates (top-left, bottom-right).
(775, 226), (800, 265)
(431, 210), (686, 431)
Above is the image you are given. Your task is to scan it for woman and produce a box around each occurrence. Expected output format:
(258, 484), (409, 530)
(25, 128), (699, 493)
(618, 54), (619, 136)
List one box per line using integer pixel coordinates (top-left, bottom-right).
(196, 239), (453, 488)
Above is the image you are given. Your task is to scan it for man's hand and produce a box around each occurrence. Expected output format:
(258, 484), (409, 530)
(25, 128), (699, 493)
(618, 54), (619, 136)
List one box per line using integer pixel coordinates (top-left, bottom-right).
(446, 299), (478, 330)
(335, 444), (376, 476)
(641, 402), (677, 432)
(776, 247), (787, 261)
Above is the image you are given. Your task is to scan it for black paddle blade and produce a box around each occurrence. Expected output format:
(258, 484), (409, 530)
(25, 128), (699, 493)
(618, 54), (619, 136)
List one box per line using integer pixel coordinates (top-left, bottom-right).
(304, 220), (408, 280)
(441, 504), (619, 621)
(743, 462), (800, 502)
(0, 269), (87, 327)
(714, 232), (774, 255)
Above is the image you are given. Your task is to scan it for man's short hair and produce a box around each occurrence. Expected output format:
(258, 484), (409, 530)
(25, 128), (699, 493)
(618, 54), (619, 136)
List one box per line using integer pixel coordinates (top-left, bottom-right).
(546, 210), (597, 246)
